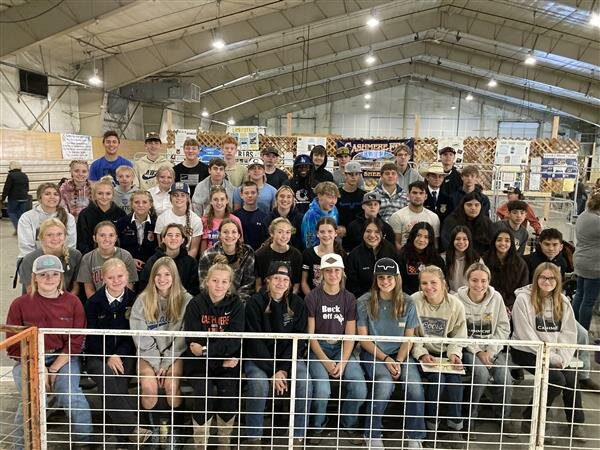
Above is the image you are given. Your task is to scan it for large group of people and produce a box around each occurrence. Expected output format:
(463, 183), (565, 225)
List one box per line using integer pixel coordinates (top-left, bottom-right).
(4, 132), (599, 450)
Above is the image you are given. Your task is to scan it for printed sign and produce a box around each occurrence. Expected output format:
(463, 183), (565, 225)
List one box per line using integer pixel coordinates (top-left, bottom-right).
(541, 153), (578, 179)
(60, 133), (93, 160)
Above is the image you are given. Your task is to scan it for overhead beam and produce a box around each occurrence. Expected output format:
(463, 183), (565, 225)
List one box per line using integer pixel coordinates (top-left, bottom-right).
(0, 0), (136, 58)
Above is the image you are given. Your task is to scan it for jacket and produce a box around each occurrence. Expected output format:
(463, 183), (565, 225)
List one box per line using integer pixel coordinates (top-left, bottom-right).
(18, 205), (77, 258)
(372, 182), (408, 222)
(76, 202), (126, 255)
(244, 290), (308, 376)
(198, 242), (255, 303)
(456, 286), (510, 357)
(191, 176), (235, 217)
(441, 212), (493, 255)
(184, 290), (244, 365)
(424, 187), (455, 226)
(451, 186), (491, 218)
(524, 250), (568, 282)
(85, 287), (136, 357)
(1, 169), (29, 202)
(312, 152), (334, 184)
(139, 247), (199, 295)
(346, 240), (398, 298)
(482, 252), (529, 309)
(115, 213), (158, 264)
(129, 290), (193, 372)
(440, 166), (462, 196)
(511, 285), (577, 368)
(343, 213), (395, 252)
(300, 198), (339, 247)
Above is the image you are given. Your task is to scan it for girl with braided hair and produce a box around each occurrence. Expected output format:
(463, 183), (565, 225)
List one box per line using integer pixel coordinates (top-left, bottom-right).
(59, 160), (91, 220)
(154, 182), (203, 259)
(199, 218), (255, 304)
(19, 218), (82, 296)
(18, 182), (77, 258)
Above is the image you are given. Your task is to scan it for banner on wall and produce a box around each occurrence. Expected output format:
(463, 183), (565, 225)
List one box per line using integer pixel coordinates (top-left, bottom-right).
(296, 136), (330, 170)
(493, 139), (530, 191)
(437, 137), (464, 165)
(541, 153), (578, 179)
(61, 133), (93, 160)
(198, 146), (223, 164)
(168, 129), (198, 164)
(226, 126), (265, 161)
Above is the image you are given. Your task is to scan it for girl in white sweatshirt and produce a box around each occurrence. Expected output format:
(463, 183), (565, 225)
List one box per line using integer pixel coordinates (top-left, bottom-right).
(511, 262), (584, 438)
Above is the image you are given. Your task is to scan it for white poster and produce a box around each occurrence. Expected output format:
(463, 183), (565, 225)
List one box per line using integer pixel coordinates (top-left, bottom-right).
(529, 157), (542, 191)
(494, 139), (530, 191)
(437, 137), (464, 165)
(296, 136), (327, 156)
(168, 129), (197, 164)
(61, 133), (93, 160)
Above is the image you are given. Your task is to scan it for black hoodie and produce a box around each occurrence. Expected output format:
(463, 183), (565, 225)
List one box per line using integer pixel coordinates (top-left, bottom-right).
(76, 201), (126, 254)
(184, 289), (244, 364)
(139, 247), (200, 295)
(244, 290), (308, 376)
(346, 240), (399, 298)
(310, 148), (334, 184)
(343, 213), (395, 252)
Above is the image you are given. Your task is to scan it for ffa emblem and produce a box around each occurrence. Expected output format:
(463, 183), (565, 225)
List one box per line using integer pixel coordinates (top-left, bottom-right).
(147, 232), (155, 241)
(440, 204), (447, 214)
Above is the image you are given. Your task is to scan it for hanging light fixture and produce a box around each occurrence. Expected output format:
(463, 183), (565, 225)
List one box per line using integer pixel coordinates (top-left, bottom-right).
(465, 93), (474, 101)
(364, 93), (372, 100)
(487, 78), (498, 88)
(365, 52), (376, 65)
(524, 53), (536, 65)
(88, 58), (102, 86)
(364, 78), (373, 86)
(201, 110), (209, 118)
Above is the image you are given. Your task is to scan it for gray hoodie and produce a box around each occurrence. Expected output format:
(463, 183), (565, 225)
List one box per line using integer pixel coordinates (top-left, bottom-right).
(456, 285), (510, 357)
(511, 285), (577, 368)
(17, 204), (77, 258)
(129, 291), (193, 372)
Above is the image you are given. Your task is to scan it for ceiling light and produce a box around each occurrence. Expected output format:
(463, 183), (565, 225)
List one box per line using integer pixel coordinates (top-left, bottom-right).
(364, 93), (372, 100)
(465, 93), (474, 101)
(201, 110), (209, 118)
(366, 17), (379, 28)
(450, 106), (457, 110)
(524, 53), (536, 65)
(365, 53), (376, 65)
(590, 12), (600, 27)
(88, 68), (102, 86)
(487, 78), (498, 88)
(364, 78), (373, 86)
(212, 38), (226, 50)
(364, 104), (371, 109)
(227, 118), (235, 125)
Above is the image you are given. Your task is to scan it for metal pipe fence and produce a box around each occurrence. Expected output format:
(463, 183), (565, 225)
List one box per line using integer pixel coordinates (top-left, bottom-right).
(2, 328), (598, 449)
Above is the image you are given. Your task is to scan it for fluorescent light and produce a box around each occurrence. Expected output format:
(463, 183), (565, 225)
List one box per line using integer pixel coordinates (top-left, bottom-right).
(364, 93), (372, 100)
(451, 106), (457, 110)
(227, 118), (235, 125)
(212, 38), (226, 50)
(590, 12), (600, 27)
(465, 93), (474, 101)
(364, 78), (373, 86)
(524, 54), (536, 65)
(366, 17), (379, 28)
(88, 69), (102, 86)
(365, 53), (376, 65)
(364, 104), (371, 109)
(201, 110), (209, 118)
(487, 78), (498, 88)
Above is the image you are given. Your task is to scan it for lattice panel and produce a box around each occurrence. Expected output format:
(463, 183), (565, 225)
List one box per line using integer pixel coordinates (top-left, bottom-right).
(414, 138), (438, 164)
(530, 138), (579, 193)
(463, 137), (497, 190)
(196, 132), (228, 148)
(259, 135), (297, 155)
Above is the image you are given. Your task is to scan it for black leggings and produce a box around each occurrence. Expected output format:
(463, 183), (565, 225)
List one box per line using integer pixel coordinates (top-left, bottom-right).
(511, 348), (584, 423)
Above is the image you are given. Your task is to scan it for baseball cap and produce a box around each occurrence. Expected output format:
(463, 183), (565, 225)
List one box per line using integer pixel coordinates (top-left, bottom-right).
(320, 253), (345, 270)
(293, 154), (313, 167)
(145, 132), (162, 143)
(344, 161), (363, 173)
(439, 146), (456, 155)
(169, 182), (190, 195)
(362, 191), (382, 204)
(32, 255), (64, 274)
(261, 147), (280, 157)
(248, 157), (265, 168)
(419, 161), (447, 177)
(503, 187), (522, 195)
(373, 258), (400, 276)
(266, 261), (291, 279)
(336, 147), (350, 157)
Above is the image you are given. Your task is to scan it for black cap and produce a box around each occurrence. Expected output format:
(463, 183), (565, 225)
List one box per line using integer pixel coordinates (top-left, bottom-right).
(439, 146), (456, 155)
(503, 187), (522, 195)
(266, 261), (291, 279)
(373, 257), (400, 276)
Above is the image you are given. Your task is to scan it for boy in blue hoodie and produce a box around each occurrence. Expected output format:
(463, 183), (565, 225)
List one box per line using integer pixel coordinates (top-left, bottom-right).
(301, 181), (339, 247)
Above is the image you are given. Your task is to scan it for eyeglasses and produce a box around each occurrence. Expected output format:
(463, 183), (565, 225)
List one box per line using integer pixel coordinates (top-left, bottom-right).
(539, 276), (557, 282)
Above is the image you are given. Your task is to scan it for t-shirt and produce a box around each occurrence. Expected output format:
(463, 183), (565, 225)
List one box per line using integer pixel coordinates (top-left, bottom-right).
(306, 287), (357, 335)
(225, 164), (247, 187)
(89, 156), (133, 182)
(357, 294), (419, 355)
(77, 247), (138, 290)
(337, 188), (366, 227)
(201, 214), (242, 250)
(266, 168), (289, 189)
(302, 246), (324, 291)
(255, 245), (303, 284)
(232, 183), (277, 215)
(154, 208), (203, 238)
(174, 161), (209, 196)
(388, 206), (440, 246)
(233, 208), (269, 250)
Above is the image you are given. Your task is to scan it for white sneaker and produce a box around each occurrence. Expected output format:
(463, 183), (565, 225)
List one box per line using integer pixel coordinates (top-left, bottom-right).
(365, 437), (385, 449)
(406, 440), (423, 449)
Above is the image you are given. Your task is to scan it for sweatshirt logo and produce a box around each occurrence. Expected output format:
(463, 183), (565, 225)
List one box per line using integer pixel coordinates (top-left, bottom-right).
(142, 170), (158, 180)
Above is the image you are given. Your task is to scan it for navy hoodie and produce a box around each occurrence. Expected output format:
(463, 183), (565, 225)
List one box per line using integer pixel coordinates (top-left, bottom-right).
(139, 247), (200, 295)
(77, 202), (126, 254)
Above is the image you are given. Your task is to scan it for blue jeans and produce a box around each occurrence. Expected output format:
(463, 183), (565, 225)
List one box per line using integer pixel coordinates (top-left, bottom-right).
(576, 321), (591, 380)
(308, 342), (367, 429)
(244, 360), (312, 438)
(573, 276), (600, 331)
(420, 360), (464, 430)
(12, 356), (93, 450)
(7, 199), (29, 230)
(462, 351), (514, 419)
(360, 352), (425, 439)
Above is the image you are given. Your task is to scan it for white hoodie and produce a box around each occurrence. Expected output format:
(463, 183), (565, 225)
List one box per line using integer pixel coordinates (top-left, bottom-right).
(456, 285), (510, 357)
(511, 284), (577, 368)
(17, 204), (77, 258)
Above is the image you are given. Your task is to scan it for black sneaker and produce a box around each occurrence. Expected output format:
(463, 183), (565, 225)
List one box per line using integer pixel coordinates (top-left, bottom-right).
(307, 431), (324, 445)
(338, 429), (363, 445)
(579, 378), (600, 392)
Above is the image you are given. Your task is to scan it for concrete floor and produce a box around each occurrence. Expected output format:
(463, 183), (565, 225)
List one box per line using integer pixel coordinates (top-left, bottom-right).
(0, 216), (598, 449)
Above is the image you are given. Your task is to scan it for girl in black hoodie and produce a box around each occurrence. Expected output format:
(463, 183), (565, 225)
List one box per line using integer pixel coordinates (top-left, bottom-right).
(139, 223), (199, 295)
(77, 176), (126, 254)
(243, 262), (310, 446)
(183, 256), (245, 447)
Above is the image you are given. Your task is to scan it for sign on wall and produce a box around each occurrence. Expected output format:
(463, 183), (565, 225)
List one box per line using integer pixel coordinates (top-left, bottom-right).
(541, 153), (578, 179)
(493, 139), (530, 191)
(168, 129), (198, 164)
(60, 133), (93, 160)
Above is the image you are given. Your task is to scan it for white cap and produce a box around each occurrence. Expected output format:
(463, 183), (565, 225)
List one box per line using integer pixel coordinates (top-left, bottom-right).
(320, 253), (344, 270)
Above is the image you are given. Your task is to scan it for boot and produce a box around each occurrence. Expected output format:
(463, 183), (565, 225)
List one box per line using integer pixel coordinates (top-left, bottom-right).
(216, 415), (236, 450)
(192, 416), (213, 447)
